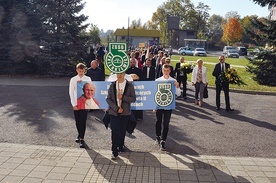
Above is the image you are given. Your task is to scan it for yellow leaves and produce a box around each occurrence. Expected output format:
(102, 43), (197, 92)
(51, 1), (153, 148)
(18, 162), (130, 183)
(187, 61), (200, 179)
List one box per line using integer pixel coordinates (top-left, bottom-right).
(222, 18), (243, 44)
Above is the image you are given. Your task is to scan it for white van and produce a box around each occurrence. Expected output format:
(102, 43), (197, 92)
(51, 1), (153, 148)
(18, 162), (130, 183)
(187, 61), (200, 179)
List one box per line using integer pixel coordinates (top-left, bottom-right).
(223, 46), (233, 54)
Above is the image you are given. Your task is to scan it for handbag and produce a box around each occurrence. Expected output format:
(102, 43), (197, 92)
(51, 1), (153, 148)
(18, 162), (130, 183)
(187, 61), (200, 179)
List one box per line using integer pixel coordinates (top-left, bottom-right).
(203, 86), (208, 99)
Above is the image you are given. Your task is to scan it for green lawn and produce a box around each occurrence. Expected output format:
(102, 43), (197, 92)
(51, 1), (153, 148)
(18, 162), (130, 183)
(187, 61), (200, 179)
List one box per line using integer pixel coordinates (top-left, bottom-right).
(104, 54), (276, 92)
(170, 55), (276, 92)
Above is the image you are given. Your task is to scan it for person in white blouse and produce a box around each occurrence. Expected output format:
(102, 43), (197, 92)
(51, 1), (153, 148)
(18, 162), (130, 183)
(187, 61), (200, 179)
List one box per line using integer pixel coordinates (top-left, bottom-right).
(155, 64), (181, 151)
(191, 59), (208, 107)
(69, 63), (91, 148)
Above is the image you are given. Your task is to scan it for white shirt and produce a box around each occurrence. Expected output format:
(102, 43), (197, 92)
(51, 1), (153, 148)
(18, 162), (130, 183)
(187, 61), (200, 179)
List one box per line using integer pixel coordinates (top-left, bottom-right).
(107, 74), (133, 82)
(221, 63), (225, 72)
(147, 67), (150, 78)
(156, 76), (181, 97)
(116, 80), (126, 107)
(69, 75), (91, 107)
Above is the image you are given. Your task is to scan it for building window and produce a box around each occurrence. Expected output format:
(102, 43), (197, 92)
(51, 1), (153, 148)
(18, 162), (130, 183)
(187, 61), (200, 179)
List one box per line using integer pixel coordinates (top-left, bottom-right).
(187, 31), (194, 36)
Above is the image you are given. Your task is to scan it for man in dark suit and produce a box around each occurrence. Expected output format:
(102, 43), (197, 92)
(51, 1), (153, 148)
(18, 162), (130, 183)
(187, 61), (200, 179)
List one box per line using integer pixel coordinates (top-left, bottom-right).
(142, 58), (156, 81)
(174, 56), (190, 99)
(212, 55), (234, 111)
(126, 58), (143, 120)
(87, 60), (105, 81)
(126, 58), (142, 80)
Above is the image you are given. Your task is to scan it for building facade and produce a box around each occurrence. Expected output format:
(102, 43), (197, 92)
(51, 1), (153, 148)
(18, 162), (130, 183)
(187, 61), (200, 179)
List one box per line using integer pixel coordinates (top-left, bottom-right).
(269, 5), (276, 20)
(113, 29), (161, 49)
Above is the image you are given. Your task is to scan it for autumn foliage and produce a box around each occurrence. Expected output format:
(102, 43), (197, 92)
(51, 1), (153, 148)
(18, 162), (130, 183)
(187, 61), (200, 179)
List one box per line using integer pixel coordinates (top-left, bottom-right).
(222, 18), (242, 45)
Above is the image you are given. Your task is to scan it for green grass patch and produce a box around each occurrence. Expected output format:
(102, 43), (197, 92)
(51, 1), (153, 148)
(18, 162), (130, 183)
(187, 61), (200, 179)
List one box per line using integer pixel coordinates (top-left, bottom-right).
(170, 54), (276, 92)
(104, 54), (276, 92)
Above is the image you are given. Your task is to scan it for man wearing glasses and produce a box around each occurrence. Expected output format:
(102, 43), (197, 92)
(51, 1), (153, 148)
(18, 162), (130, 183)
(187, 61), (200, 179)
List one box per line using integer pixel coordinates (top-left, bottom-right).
(212, 55), (234, 112)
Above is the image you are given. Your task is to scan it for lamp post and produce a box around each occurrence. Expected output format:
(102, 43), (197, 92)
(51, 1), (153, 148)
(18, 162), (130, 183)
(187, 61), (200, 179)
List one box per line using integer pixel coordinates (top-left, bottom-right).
(127, 17), (130, 50)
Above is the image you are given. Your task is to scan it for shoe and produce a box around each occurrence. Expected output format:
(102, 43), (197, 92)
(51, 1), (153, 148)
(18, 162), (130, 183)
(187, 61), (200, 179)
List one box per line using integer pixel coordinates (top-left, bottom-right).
(155, 136), (161, 145)
(215, 107), (220, 110)
(160, 140), (166, 151)
(118, 146), (125, 153)
(79, 140), (85, 148)
(195, 99), (199, 105)
(226, 108), (234, 112)
(199, 101), (202, 107)
(111, 152), (118, 160)
(75, 137), (80, 143)
(111, 154), (118, 160)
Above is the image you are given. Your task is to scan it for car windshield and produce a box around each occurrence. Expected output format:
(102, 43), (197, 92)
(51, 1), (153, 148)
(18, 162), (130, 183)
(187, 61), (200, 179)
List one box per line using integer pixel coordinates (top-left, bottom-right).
(196, 48), (204, 51)
(229, 50), (238, 53)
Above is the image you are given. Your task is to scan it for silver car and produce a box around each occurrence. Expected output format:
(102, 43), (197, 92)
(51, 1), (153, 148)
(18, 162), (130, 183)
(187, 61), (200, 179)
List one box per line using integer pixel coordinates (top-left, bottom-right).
(193, 48), (207, 56)
(225, 49), (239, 58)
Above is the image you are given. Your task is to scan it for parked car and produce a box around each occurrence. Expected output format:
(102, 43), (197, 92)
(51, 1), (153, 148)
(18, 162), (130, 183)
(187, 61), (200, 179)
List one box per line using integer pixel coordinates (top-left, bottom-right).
(178, 47), (185, 52)
(225, 49), (239, 58)
(223, 46), (233, 54)
(237, 47), (247, 56)
(178, 47), (194, 56)
(193, 48), (207, 56)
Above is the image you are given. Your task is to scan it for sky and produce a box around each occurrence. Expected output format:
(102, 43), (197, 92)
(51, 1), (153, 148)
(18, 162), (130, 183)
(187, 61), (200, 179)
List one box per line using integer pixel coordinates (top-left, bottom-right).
(81, 0), (270, 32)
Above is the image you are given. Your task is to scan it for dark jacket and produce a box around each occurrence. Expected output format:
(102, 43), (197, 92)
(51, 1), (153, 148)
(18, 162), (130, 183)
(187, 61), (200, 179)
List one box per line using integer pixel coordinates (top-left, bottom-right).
(106, 81), (136, 116)
(126, 66), (142, 80)
(156, 64), (174, 78)
(174, 62), (188, 80)
(212, 62), (230, 80)
(87, 67), (105, 81)
(142, 65), (156, 81)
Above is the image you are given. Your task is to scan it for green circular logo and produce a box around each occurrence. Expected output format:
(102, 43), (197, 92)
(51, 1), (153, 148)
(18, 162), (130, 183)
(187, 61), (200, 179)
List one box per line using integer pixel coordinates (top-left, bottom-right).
(105, 43), (129, 73)
(155, 83), (173, 107)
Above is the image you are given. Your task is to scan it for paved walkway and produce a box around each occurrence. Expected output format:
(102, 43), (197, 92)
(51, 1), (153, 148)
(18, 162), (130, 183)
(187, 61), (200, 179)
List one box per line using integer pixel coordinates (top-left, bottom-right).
(0, 143), (275, 183)
(0, 76), (275, 182)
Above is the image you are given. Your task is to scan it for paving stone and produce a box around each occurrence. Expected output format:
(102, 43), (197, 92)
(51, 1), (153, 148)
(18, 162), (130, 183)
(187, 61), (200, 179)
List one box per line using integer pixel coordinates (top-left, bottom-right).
(2, 175), (24, 182)
(64, 173), (86, 181)
(264, 171), (276, 178)
(22, 177), (44, 183)
(28, 170), (49, 178)
(9, 169), (31, 177)
(46, 172), (67, 180)
(0, 168), (12, 175)
(215, 175), (235, 182)
(197, 175), (217, 182)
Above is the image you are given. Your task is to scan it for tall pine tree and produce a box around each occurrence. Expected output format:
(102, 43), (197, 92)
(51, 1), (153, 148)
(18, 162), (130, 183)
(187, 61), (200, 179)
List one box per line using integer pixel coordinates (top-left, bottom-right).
(246, 0), (276, 86)
(34, 0), (89, 76)
(0, 0), (41, 74)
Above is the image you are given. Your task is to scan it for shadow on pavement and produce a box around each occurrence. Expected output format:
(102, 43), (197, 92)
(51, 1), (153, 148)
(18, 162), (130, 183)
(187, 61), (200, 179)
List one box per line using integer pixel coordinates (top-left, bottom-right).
(84, 146), (250, 182)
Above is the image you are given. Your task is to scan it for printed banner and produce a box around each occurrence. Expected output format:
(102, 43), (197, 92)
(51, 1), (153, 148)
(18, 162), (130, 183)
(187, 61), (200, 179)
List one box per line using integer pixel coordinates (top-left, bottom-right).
(77, 81), (176, 110)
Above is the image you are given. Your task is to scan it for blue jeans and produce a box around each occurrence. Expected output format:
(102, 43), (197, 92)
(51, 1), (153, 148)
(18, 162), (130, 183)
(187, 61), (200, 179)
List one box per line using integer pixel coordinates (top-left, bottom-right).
(110, 115), (129, 156)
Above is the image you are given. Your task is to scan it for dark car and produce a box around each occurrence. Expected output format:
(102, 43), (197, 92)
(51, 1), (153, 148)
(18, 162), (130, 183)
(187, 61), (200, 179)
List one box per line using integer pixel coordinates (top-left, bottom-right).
(237, 47), (247, 56)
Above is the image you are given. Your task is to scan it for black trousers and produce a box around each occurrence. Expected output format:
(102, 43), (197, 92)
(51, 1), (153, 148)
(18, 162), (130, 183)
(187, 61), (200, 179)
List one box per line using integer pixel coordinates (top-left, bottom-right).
(215, 81), (230, 109)
(177, 76), (187, 97)
(156, 109), (172, 141)
(110, 115), (129, 156)
(74, 110), (88, 139)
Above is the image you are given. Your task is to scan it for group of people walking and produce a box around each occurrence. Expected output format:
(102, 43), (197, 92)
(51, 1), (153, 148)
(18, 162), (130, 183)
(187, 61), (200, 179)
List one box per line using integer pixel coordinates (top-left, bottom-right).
(69, 48), (234, 160)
